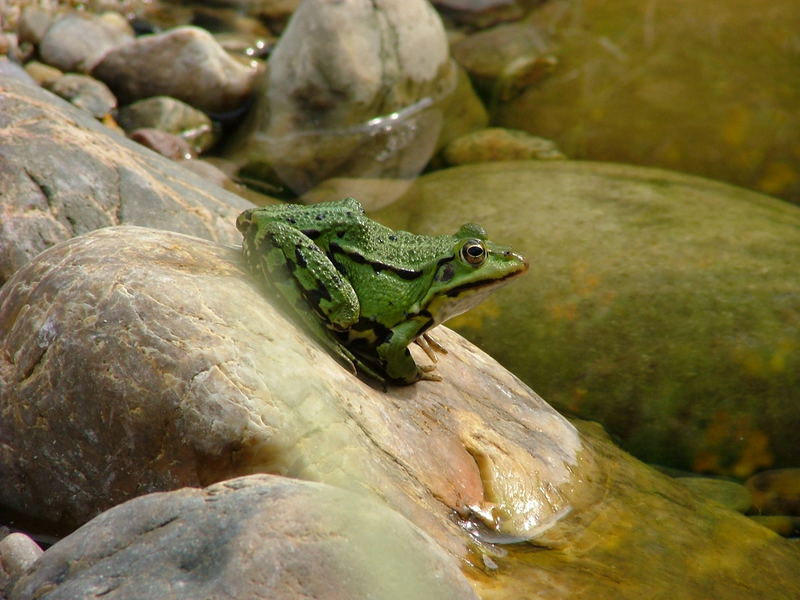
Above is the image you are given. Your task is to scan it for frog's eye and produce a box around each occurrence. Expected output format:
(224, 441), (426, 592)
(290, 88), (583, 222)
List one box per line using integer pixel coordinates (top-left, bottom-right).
(461, 239), (486, 266)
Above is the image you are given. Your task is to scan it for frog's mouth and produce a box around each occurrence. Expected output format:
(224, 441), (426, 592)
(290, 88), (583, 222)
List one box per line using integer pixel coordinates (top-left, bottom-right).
(429, 265), (527, 326)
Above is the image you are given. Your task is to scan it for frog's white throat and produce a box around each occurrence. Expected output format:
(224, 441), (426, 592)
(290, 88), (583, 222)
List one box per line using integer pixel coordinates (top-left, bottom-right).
(427, 279), (513, 327)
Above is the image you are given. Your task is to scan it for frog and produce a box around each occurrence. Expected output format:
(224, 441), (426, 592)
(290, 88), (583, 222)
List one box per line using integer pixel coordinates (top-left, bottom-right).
(236, 197), (528, 385)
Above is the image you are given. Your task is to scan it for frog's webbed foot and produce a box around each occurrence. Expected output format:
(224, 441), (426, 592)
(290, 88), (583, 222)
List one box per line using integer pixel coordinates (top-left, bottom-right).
(415, 331), (449, 363)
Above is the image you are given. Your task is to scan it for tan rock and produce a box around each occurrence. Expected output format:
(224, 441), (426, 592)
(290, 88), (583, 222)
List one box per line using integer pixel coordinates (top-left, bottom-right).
(92, 26), (259, 114)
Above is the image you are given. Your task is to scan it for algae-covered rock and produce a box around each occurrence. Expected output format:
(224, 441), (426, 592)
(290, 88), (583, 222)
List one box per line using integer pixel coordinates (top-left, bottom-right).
(498, 0), (800, 204)
(375, 160), (800, 474)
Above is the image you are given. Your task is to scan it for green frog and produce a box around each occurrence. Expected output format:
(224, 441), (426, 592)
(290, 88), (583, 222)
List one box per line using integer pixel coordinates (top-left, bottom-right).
(237, 197), (528, 385)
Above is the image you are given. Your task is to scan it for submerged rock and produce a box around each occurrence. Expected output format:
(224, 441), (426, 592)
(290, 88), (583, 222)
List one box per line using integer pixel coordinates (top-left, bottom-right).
(443, 127), (564, 165)
(375, 160), (800, 475)
(500, 0), (800, 204)
(226, 0), (456, 195)
(7, 475), (477, 600)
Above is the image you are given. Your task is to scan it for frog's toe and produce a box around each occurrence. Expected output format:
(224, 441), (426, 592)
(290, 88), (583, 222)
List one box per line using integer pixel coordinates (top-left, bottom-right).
(417, 363), (442, 382)
(418, 370), (443, 382)
(415, 332), (449, 362)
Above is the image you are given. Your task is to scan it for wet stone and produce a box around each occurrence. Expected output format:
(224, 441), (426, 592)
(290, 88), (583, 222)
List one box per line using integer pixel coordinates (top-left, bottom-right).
(22, 60), (61, 85)
(675, 477), (752, 514)
(432, 0), (527, 28)
(38, 12), (134, 73)
(226, 0), (455, 195)
(451, 22), (557, 100)
(443, 127), (565, 165)
(91, 26), (259, 114)
(43, 73), (117, 119)
(0, 533), (43, 593)
(117, 96), (217, 153)
(16, 7), (53, 46)
(748, 516), (800, 538)
(746, 469), (800, 516)
(129, 128), (195, 160)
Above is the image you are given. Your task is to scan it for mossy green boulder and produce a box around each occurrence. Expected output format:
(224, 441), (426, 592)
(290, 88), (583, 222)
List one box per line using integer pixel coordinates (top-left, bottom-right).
(375, 160), (800, 475)
(498, 0), (800, 204)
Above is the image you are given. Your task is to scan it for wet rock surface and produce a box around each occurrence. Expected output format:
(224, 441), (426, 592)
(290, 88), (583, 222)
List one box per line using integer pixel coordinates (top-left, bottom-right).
(499, 0), (800, 204)
(375, 160), (800, 475)
(117, 96), (217, 153)
(443, 127), (564, 165)
(92, 26), (259, 114)
(227, 0), (456, 194)
(0, 76), (253, 286)
(0, 225), (798, 599)
(7, 475), (478, 600)
(0, 226), (584, 550)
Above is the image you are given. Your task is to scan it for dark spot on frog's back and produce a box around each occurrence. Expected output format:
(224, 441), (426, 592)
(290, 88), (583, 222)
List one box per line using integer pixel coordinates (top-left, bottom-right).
(301, 228), (321, 239)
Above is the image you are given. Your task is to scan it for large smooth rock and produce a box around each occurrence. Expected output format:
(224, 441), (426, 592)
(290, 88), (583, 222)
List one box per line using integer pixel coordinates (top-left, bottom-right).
(226, 0), (457, 194)
(375, 160), (800, 475)
(0, 76), (254, 287)
(499, 0), (800, 204)
(8, 475), (477, 600)
(92, 26), (259, 114)
(1, 225), (798, 598)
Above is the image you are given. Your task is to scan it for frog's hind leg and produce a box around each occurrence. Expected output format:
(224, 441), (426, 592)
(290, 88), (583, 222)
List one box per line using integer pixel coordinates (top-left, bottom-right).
(244, 221), (385, 384)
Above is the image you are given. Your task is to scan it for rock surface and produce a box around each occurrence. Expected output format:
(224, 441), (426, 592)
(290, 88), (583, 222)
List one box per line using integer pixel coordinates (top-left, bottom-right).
(0, 76), (253, 286)
(42, 73), (117, 118)
(8, 475), (477, 600)
(117, 96), (217, 153)
(443, 127), (564, 165)
(38, 12), (133, 73)
(0, 533), (42, 593)
(92, 26), (259, 114)
(500, 0), (800, 204)
(226, 0), (456, 194)
(375, 160), (800, 475)
(1, 225), (798, 598)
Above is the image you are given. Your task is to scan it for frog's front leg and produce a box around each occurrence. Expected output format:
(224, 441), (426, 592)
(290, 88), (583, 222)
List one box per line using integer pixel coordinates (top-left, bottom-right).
(376, 317), (441, 384)
(243, 221), (366, 373)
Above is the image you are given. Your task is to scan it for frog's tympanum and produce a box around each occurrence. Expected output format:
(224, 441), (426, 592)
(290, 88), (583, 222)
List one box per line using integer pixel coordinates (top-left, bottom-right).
(237, 197), (528, 385)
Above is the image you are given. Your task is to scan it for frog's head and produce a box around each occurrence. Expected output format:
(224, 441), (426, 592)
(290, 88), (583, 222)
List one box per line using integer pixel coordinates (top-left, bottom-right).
(422, 224), (529, 326)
